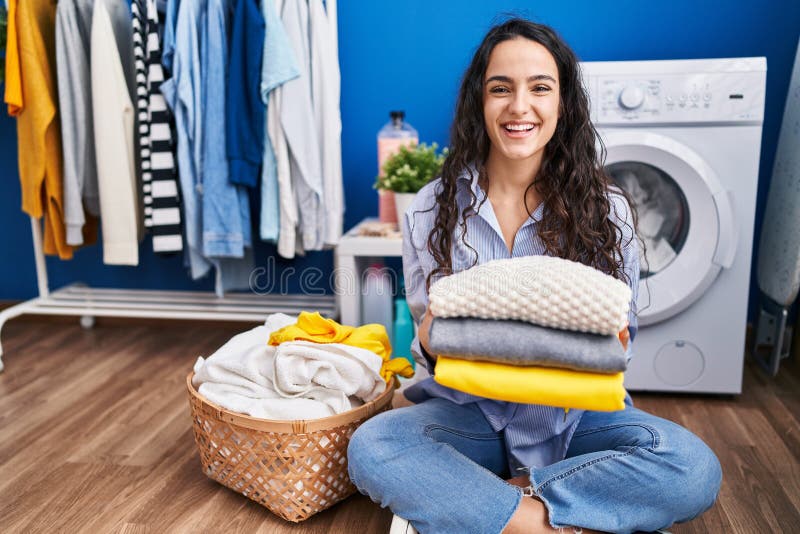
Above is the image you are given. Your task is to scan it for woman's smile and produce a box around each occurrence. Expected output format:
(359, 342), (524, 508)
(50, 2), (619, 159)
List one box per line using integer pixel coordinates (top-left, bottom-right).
(501, 120), (540, 138)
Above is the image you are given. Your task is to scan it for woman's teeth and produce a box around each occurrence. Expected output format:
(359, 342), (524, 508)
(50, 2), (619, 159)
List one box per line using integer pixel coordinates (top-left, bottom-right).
(505, 124), (535, 131)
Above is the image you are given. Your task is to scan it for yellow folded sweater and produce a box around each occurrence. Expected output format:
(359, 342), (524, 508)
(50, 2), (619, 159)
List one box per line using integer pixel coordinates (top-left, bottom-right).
(433, 356), (626, 412)
(269, 312), (414, 383)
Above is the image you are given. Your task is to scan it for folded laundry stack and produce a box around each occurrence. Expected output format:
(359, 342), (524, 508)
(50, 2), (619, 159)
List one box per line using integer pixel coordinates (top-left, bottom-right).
(192, 312), (414, 420)
(427, 256), (632, 411)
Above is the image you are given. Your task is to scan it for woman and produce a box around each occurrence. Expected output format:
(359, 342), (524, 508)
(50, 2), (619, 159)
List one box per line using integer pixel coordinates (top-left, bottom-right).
(347, 19), (722, 534)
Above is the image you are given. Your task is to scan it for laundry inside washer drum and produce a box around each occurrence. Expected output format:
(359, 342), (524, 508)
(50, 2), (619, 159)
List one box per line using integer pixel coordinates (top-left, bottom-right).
(607, 161), (690, 278)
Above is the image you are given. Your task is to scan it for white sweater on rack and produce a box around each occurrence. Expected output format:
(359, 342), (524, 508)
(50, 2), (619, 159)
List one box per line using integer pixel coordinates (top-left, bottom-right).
(91, 0), (141, 265)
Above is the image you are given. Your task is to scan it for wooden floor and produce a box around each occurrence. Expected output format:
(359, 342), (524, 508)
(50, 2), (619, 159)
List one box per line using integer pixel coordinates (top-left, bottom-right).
(0, 318), (798, 533)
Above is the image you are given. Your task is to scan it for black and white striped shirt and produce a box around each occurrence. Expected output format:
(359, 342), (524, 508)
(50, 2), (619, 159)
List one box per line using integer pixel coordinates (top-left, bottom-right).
(132, 0), (183, 253)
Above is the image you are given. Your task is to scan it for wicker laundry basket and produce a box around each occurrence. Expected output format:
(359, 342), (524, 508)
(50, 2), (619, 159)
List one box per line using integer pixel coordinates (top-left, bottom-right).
(186, 373), (397, 522)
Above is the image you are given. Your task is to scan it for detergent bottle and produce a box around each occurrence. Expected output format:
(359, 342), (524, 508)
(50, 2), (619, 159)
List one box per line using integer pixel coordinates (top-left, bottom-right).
(393, 297), (416, 370)
(377, 111), (418, 224)
(361, 264), (394, 344)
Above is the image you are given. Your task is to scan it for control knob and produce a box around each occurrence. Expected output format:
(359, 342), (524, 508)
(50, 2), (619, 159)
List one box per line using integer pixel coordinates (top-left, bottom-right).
(618, 86), (645, 110)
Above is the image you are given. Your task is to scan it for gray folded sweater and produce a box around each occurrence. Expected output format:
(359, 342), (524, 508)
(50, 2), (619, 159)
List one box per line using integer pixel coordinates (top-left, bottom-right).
(428, 317), (627, 373)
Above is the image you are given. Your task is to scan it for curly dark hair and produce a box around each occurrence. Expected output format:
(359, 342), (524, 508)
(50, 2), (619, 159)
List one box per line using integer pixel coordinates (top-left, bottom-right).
(425, 18), (639, 290)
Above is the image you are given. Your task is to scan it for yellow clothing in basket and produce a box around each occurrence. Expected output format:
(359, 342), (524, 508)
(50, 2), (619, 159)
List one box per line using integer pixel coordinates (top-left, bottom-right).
(433, 356), (626, 412)
(269, 312), (414, 383)
(271, 311), (355, 345)
(6, 0), (76, 259)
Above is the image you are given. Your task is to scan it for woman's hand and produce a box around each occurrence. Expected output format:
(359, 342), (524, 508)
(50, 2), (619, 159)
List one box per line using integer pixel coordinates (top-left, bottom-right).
(418, 309), (436, 360)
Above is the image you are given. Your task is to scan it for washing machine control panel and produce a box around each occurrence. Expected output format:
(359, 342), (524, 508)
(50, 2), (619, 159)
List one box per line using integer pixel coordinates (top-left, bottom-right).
(589, 72), (765, 123)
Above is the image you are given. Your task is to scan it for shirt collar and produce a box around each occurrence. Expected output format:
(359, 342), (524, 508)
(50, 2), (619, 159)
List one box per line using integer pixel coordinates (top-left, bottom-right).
(457, 165), (545, 226)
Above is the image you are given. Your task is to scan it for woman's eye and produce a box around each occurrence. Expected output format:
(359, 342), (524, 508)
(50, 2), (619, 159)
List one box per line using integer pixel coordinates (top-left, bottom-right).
(532, 85), (551, 93)
(489, 86), (510, 94)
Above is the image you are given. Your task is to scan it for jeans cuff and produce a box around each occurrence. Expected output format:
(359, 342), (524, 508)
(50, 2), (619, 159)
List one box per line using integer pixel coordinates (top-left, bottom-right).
(528, 469), (568, 530)
(498, 485), (524, 534)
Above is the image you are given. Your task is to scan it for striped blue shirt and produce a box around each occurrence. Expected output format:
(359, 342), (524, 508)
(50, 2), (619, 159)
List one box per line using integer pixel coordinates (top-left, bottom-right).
(401, 167), (640, 472)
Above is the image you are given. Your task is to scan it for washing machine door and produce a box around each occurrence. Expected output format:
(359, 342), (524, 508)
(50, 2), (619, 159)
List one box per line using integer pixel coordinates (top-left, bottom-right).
(602, 131), (737, 326)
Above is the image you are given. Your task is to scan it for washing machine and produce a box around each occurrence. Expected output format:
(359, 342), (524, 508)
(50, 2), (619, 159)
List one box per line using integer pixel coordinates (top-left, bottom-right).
(581, 58), (767, 393)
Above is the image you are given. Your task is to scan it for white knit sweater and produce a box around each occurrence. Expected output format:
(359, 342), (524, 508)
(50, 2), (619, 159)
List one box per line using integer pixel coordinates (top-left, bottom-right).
(428, 256), (632, 335)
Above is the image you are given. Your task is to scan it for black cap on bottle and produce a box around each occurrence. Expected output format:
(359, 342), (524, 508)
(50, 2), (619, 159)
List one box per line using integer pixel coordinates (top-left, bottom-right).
(390, 110), (405, 122)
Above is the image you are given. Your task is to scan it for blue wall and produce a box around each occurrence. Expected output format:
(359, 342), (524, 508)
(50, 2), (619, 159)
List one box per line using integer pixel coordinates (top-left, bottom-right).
(1, 1), (799, 321)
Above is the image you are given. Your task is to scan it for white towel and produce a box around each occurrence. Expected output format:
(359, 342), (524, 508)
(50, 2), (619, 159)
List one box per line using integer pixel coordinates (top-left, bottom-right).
(193, 315), (335, 420)
(197, 382), (336, 421)
(192, 313), (383, 420)
(273, 341), (386, 403)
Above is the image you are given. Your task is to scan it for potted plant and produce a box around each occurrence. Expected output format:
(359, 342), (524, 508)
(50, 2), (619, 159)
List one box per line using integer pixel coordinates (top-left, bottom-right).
(374, 142), (447, 228)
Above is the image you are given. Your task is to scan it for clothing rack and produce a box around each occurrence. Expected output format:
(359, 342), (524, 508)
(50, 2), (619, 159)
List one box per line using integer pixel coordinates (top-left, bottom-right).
(0, 216), (337, 372)
(0, 0), (344, 372)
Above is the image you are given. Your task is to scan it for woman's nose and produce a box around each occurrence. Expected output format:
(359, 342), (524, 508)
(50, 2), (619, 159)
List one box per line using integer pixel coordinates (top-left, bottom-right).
(508, 88), (530, 115)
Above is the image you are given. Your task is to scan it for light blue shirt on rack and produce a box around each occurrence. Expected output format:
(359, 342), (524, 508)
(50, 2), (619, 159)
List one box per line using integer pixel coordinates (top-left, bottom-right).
(203, 0), (252, 258)
(161, 0), (180, 74)
(161, 0), (254, 292)
(401, 167), (640, 472)
(161, 0), (210, 280)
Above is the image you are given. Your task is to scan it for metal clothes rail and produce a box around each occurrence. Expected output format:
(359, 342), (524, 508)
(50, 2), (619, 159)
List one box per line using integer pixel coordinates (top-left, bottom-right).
(0, 217), (336, 372)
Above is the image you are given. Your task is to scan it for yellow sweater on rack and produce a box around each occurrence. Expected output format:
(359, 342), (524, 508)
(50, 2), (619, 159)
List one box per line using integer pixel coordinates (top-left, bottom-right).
(4, 0), (22, 115)
(269, 312), (414, 383)
(5, 0), (78, 259)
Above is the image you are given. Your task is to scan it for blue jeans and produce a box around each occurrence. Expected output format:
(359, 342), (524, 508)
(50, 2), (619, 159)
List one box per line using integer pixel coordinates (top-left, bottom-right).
(347, 398), (722, 533)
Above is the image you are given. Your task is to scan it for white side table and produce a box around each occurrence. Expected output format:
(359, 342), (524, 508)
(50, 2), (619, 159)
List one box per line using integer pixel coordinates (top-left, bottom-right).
(334, 219), (431, 390)
(334, 218), (403, 326)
